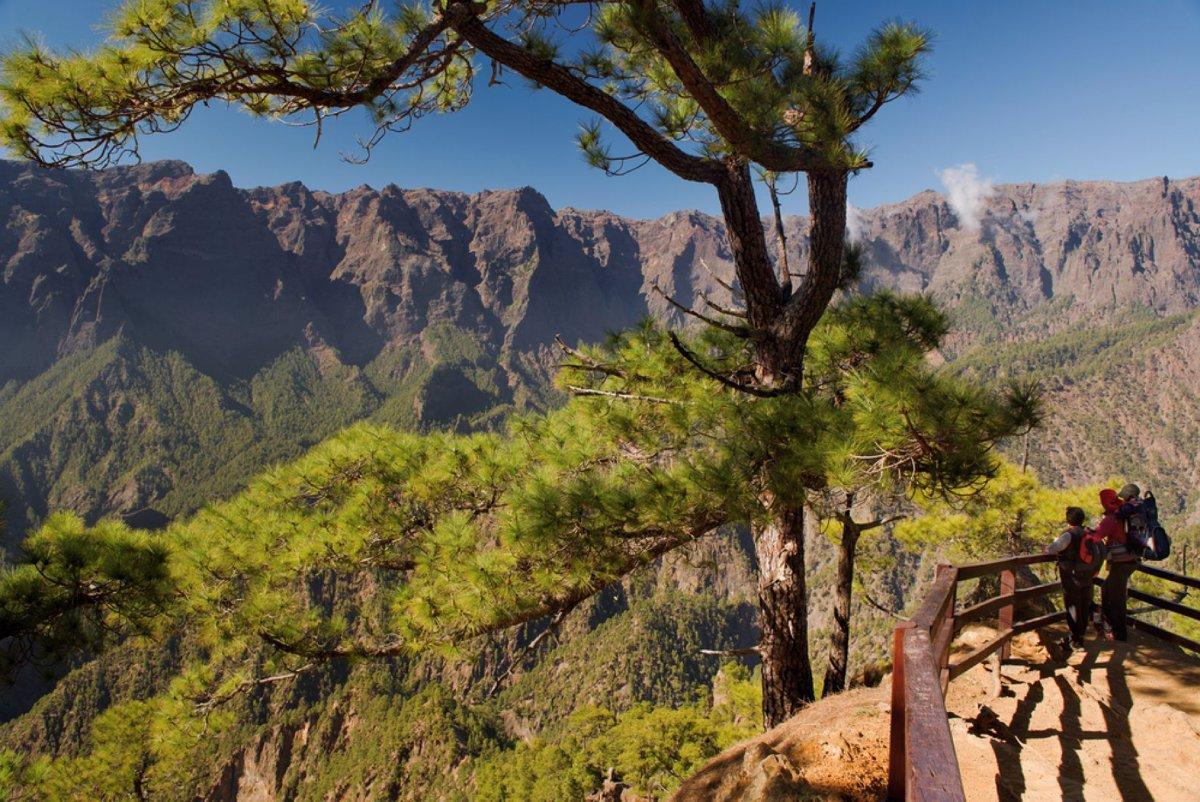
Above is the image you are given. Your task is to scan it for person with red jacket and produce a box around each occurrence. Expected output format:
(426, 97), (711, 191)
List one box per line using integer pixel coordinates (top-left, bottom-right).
(1097, 485), (1141, 641)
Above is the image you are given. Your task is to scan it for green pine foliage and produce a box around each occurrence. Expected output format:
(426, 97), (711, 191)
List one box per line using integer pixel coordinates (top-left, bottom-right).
(0, 293), (1034, 795)
(894, 458), (1109, 562)
(0, 514), (173, 682)
(0, 0), (928, 177)
(461, 662), (761, 801)
(0, 294), (1033, 697)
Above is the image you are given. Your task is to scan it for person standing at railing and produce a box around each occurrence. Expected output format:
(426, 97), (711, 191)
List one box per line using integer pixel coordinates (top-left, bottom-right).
(1046, 506), (1100, 650)
(1097, 485), (1142, 642)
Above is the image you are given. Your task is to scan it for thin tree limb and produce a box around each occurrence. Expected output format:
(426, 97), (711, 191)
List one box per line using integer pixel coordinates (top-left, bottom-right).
(452, 6), (725, 184)
(651, 283), (753, 337)
(667, 332), (790, 398)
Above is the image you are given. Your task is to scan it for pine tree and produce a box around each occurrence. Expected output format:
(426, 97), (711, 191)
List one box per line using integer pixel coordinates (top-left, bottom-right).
(0, 513), (173, 682)
(816, 376), (1041, 696)
(0, 0), (934, 725)
(894, 459), (1108, 562)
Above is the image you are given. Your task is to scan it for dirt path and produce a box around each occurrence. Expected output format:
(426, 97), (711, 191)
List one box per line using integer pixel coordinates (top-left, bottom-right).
(951, 626), (1200, 801)
(673, 625), (1200, 801)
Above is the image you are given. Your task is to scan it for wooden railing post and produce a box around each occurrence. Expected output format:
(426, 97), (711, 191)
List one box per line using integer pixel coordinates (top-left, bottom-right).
(998, 568), (1015, 658)
(992, 568), (1016, 696)
(935, 564), (957, 694)
(887, 621), (914, 801)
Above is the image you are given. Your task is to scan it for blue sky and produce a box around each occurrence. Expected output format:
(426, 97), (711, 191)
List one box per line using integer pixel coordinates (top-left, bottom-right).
(1, 0), (1198, 218)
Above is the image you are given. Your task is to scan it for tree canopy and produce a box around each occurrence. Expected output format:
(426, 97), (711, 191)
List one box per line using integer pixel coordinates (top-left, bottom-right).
(0, 0), (945, 725)
(0, 295), (1037, 705)
(894, 460), (1107, 562)
(0, 0), (927, 178)
(0, 514), (173, 682)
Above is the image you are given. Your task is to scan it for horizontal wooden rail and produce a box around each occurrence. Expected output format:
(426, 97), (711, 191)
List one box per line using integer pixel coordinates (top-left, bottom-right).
(888, 550), (1200, 801)
(888, 564), (963, 801)
(1137, 563), (1200, 591)
(903, 628), (964, 801)
(955, 582), (1058, 631)
(1127, 587), (1200, 623)
(948, 610), (1068, 682)
(954, 553), (1055, 581)
(912, 568), (958, 630)
(1130, 616), (1200, 653)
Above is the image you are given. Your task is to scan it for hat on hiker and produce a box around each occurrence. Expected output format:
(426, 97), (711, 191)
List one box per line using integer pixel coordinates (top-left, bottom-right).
(1118, 483), (1141, 501)
(1100, 488), (1121, 513)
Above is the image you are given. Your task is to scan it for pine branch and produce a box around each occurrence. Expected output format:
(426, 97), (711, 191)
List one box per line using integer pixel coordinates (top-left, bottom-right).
(699, 292), (747, 319)
(566, 386), (677, 405)
(670, 0), (718, 43)
(861, 590), (904, 620)
(637, 0), (822, 173)
(698, 258), (737, 294)
(484, 603), (577, 699)
(764, 173), (793, 294)
(700, 645), (762, 657)
(667, 331), (790, 398)
(554, 334), (630, 378)
(651, 283), (753, 337)
(452, 7), (725, 184)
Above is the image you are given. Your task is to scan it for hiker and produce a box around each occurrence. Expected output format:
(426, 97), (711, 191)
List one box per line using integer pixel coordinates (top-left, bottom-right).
(1045, 506), (1100, 649)
(1096, 484), (1141, 642)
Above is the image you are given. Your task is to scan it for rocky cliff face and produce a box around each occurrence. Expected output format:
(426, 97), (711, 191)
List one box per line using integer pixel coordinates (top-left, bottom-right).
(3, 160), (1199, 541)
(6, 161), (1197, 385)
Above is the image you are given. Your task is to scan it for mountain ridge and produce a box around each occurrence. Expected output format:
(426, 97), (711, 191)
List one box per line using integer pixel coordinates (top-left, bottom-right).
(3, 160), (1199, 544)
(5, 160), (1199, 384)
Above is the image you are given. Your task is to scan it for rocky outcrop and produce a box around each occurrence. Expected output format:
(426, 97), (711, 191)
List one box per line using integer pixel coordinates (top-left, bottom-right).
(4, 161), (1198, 537)
(5, 161), (1199, 389)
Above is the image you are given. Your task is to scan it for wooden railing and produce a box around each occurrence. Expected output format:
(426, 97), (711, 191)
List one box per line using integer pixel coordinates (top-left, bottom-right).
(1120, 564), (1200, 653)
(887, 553), (1063, 801)
(886, 556), (1200, 801)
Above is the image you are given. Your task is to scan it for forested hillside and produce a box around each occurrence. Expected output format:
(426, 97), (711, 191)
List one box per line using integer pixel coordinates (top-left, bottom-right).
(3, 162), (1198, 543)
(2, 162), (1198, 799)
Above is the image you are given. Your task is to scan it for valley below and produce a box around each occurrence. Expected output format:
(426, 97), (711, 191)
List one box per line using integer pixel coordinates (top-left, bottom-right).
(2, 161), (1199, 799)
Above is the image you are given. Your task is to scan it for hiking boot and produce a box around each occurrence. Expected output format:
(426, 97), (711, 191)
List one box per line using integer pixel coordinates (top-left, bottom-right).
(1070, 638), (1085, 650)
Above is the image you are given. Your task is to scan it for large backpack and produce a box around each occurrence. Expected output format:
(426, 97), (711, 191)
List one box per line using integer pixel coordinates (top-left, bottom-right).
(1127, 491), (1171, 561)
(1076, 527), (1107, 572)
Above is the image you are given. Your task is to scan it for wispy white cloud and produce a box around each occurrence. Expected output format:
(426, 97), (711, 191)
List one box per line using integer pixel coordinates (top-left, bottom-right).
(845, 203), (866, 244)
(936, 163), (995, 232)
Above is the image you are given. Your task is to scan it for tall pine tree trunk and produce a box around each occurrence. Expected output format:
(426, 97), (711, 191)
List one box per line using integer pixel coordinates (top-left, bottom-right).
(755, 502), (815, 725)
(717, 163), (849, 728)
(823, 516), (860, 696)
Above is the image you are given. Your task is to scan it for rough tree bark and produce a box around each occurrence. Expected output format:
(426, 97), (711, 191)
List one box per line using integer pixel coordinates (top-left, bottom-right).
(755, 501), (814, 723)
(715, 161), (851, 725)
(824, 508), (861, 696)
(823, 495), (900, 696)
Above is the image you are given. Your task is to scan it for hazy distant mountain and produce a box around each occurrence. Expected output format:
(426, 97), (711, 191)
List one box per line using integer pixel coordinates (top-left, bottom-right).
(2, 161), (1199, 797)
(2, 161), (1199, 544)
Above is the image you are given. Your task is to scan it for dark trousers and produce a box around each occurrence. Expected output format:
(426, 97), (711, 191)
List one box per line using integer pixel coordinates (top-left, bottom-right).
(1102, 559), (1139, 641)
(1058, 564), (1094, 641)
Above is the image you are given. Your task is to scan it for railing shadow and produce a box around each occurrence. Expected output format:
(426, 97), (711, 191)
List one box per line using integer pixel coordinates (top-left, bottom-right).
(890, 555), (1200, 801)
(1049, 671), (1093, 801)
(1103, 646), (1155, 802)
(991, 675), (1040, 802)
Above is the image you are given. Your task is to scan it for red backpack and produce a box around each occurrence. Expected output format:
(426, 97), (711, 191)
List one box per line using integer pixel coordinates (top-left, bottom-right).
(1077, 527), (1107, 570)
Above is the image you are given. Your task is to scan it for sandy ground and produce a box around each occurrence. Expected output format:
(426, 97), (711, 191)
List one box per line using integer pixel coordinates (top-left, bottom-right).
(672, 625), (1200, 801)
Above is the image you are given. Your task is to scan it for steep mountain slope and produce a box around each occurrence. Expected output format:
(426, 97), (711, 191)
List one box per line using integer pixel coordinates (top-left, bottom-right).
(3, 162), (1199, 547)
(1, 162), (1199, 798)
